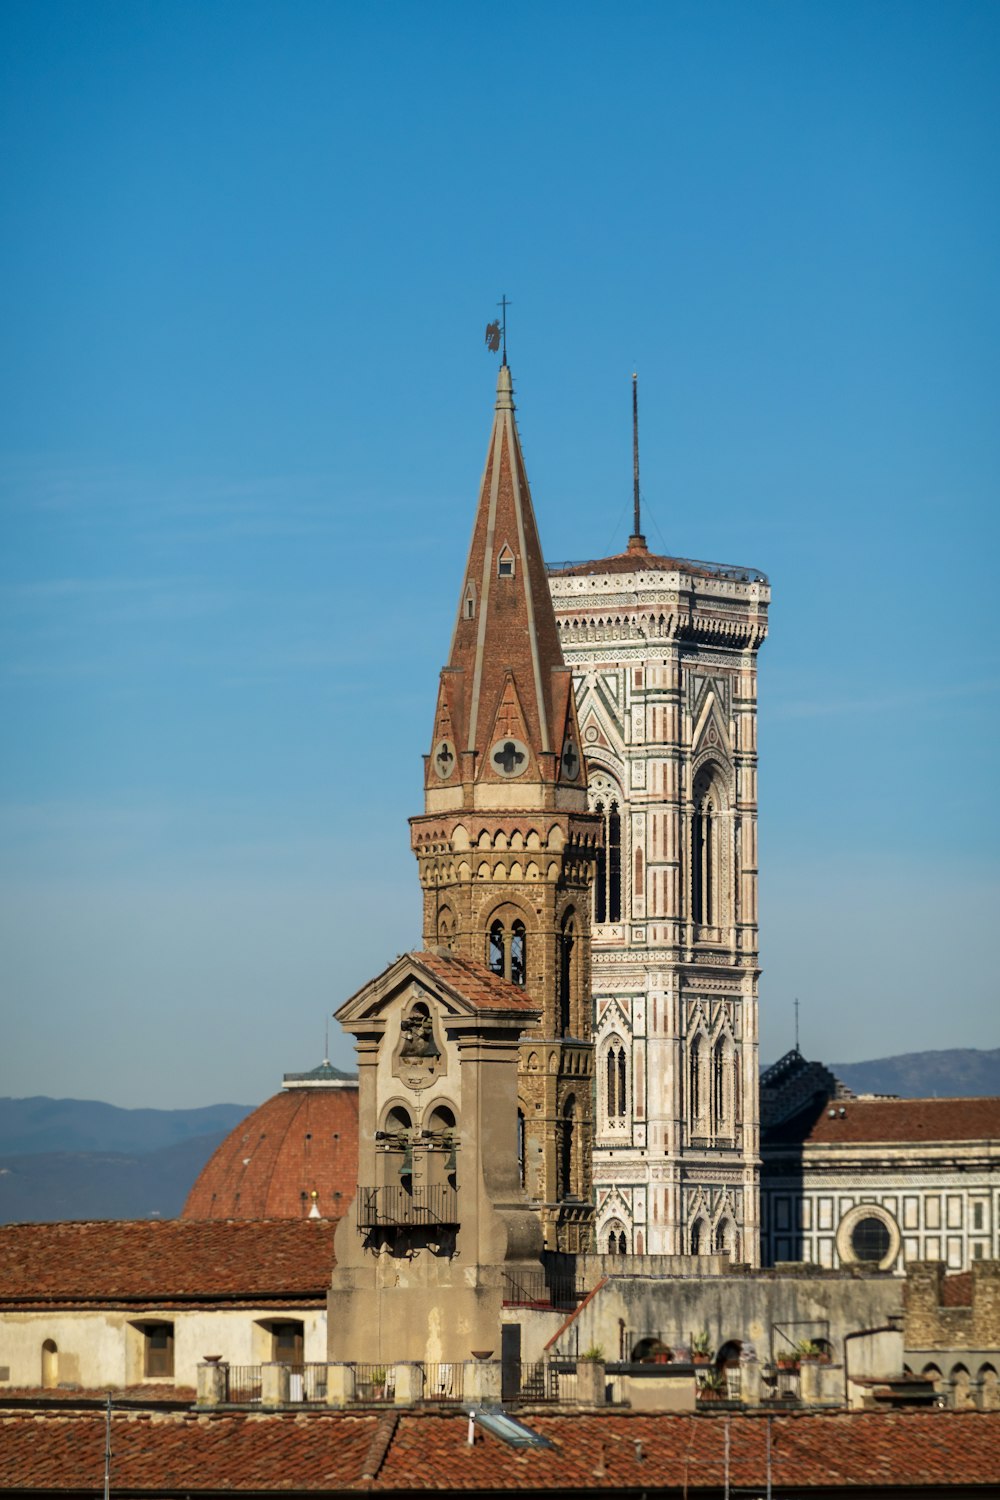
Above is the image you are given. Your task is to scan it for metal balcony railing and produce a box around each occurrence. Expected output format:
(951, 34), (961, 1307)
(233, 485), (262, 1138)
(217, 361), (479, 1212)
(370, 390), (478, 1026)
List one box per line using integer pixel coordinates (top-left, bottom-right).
(356, 1183), (459, 1229)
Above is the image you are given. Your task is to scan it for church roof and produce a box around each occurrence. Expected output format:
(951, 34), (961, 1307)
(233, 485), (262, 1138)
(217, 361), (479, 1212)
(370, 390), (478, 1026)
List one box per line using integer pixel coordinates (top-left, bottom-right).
(426, 365), (583, 793)
(337, 949), (541, 1024)
(765, 1094), (1000, 1147)
(182, 1076), (358, 1220)
(0, 1218), (335, 1308)
(409, 949), (541, 1013)
(548, 537), (768, 585)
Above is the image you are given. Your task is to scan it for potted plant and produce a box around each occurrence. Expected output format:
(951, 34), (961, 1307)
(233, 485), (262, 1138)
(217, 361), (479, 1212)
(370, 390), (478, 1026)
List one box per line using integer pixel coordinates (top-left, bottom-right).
(370, 1366), (387, 1400)
(691, 1330), (713, 1365)
(775, 1349), (799, 1371)
(580, 1345), (605, 1363)
(697, 1367), (726, 1401)
(796, 1340), (830, 1364)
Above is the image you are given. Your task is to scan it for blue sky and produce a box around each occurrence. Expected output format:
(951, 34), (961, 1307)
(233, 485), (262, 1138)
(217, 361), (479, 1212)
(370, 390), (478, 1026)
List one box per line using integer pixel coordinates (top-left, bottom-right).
(2, 1), (997, 1109)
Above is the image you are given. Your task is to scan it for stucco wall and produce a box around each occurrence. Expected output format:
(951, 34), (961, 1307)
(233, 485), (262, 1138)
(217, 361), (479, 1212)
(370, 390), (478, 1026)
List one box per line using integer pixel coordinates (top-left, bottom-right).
(543, 1271), (902, 1367)
(0, 1307), (326, 1390)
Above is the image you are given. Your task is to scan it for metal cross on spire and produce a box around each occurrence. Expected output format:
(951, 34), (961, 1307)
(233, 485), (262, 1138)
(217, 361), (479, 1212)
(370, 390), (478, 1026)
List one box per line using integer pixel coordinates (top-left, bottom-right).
(485, 295), (512, 365)
(497, 294), (511, 365)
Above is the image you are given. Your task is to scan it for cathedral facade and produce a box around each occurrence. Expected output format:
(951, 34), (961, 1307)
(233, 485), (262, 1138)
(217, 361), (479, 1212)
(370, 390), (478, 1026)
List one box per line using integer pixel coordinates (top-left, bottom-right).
(548, 525), (769, 1262)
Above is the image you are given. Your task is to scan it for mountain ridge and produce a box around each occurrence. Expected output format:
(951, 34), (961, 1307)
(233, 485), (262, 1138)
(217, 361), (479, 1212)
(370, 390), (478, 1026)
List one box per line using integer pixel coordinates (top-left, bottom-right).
(2, 1049), (996, 1224)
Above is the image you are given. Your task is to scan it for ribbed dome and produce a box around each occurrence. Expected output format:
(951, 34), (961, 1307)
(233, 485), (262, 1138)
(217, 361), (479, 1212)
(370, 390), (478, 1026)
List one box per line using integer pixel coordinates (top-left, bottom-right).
(182, 1064), (359, 1221)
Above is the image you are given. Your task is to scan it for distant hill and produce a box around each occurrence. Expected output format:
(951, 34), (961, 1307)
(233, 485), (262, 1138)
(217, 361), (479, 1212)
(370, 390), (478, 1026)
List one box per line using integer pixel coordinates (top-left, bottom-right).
(0, 1096), (256, 1224)
(0, 1096), (254, 1157)
(0, 1132), (230, 1223)
(829, 1048), (1000, 1099)
(3, 1052), (997, 1224)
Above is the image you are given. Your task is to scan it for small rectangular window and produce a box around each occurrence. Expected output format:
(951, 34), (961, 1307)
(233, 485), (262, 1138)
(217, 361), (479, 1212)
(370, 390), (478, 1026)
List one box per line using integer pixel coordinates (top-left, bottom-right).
(272, 1321), (304, 1364)
(498, 558), (513, 576)
(142, 1323), (174, 1378)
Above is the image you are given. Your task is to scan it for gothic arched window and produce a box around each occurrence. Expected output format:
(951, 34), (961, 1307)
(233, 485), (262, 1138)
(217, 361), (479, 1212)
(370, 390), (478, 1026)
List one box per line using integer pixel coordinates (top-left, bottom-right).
(510, 921), (526, 986)
(605, 1038), (628, 1121)
(691, 1218), (708, 1256)
(487, 917), (527, 987)
(715, 1219), (737, 1258)
(692, 766), (721, 927)
(558, 913), (575, 1034)
(689, 1034), (703, 1122)
(592, 787), (623, 925)
(516, 1108), (526, 1188)
(560, 1096), (576, 1200)
(606, 1220), (628, 1255)
(713, 1038), (727, 1130)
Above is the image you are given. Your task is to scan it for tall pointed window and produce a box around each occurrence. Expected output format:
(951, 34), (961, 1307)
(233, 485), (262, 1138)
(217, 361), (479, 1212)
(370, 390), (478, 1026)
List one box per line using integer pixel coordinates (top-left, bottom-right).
(510, 921), (526, 986)
(487, 918), (527, 987)
(591, 782), (623, 925)
(605, 1038), (628, 1121)
(692, 766), (720, 927)
(517, 1109), (526, 1188)
(560, 1096), (576, 1199)
(689, 1034), (703, 1122)
(558, 912), (576, 1034)
(713, 1039), (727, 1131)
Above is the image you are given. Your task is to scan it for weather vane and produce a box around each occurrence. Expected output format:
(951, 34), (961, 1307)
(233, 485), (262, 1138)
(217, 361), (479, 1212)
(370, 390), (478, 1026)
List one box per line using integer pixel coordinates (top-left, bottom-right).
(484, 294), (511, 365)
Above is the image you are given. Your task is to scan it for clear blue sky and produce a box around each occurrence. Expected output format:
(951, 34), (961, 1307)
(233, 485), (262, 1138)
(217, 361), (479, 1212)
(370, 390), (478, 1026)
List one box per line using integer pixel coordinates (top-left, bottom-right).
(2, 1), (997, 1108)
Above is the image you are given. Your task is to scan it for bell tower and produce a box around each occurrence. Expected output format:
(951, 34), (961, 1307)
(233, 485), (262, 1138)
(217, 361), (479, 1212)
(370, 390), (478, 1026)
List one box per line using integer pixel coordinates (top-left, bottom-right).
(410, 364), (600, 1251)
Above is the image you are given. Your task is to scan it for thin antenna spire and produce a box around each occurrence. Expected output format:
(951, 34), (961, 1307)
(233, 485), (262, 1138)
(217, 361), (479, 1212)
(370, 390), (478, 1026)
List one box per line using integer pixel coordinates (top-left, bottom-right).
(324, 1016), (330, 1066)
(498, 294), (511, 367)
(633, 373), (640, 535)
(794, 997), (800, 1053)
(629, 372), (646, 551)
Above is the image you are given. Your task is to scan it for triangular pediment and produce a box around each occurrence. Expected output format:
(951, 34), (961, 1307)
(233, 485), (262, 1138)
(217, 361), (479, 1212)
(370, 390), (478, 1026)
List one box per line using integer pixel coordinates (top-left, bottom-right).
(692, 690), (731, 761)
(479, 673), (535, 782)
(336, 950), (540, 1029)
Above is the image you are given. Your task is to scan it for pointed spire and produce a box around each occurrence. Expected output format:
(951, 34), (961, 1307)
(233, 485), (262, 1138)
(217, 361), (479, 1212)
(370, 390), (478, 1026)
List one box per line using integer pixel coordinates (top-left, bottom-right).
(628, 371), (648, 554)
(425, 367), (585, 806)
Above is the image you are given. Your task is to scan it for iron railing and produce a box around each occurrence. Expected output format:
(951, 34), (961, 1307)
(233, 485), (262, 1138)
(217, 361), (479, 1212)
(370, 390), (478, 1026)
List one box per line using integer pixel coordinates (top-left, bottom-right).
(501, 1269), (584, 1309)
(225, 1366), (261, 1404)
(351, 1363), (396, 1403)
(422, 1362), (465, 1402)
(356, 1184), (459, 1228)
(547, 555), (768, 585)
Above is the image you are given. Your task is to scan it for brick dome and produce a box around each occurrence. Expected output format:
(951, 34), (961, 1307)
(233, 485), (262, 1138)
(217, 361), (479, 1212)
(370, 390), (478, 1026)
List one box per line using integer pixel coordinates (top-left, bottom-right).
(182, 1062), (359, 1221)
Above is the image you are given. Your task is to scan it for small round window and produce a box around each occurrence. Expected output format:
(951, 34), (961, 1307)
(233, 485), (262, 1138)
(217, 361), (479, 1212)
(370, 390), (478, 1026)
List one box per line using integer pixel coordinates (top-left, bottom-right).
(851, 1216), (891, 1263)
(836, 1203), (900, 1271)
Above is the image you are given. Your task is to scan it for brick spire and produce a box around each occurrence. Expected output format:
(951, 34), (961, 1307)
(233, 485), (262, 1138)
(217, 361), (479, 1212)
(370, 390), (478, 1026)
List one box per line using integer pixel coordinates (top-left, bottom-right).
(425, 365), (583, 802)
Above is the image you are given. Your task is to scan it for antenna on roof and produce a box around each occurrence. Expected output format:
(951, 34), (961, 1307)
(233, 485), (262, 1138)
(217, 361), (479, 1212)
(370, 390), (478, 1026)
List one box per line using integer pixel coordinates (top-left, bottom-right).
(324, 1016), (330, 1067)
(628, 373), (646, 552)
(794, 997), (800, 1053)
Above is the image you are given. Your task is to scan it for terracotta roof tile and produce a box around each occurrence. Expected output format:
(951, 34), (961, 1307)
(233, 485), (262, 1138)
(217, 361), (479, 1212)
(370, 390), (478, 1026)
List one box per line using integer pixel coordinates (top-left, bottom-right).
(0, 1219), (336, 1305)
(0, 1407), (997, 1492)
(412, 950), (541, 1013)
(773, 1096), (1000, 1146)
(550, 546), (718, 580)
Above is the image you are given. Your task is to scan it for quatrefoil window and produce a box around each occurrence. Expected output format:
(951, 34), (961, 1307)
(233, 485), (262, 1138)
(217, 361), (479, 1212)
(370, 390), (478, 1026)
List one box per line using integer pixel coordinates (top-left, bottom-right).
(561, 741), (580, 781)
(434, 739), (457, 779)
(490, 737), (529, 777)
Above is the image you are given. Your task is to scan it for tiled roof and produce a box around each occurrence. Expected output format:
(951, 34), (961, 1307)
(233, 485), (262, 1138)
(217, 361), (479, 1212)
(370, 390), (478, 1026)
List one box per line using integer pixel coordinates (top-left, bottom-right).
(0, 1408), (997, 1492)
(550, 545), (718, 580)
(774, 1096), (1000, 1146)
(411, 950), (541, 1013)
(183, 1084), (358, 1220)
(0, 1219), (336, 1306)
